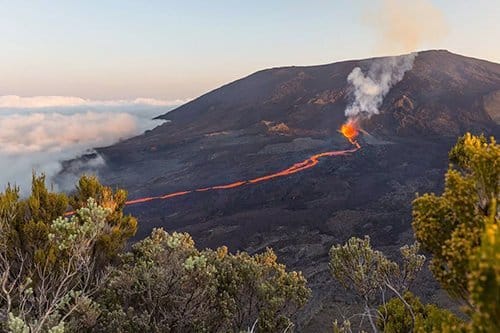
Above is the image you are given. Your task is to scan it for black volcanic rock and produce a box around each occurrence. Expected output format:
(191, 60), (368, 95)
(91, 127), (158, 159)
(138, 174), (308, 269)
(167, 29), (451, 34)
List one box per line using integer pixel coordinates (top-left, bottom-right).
(77, 50), (499, 331)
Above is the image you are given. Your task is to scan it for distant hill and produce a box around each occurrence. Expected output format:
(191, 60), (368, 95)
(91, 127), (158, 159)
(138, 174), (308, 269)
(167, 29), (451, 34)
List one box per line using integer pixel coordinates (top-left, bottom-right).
(64, 50), (500, 331)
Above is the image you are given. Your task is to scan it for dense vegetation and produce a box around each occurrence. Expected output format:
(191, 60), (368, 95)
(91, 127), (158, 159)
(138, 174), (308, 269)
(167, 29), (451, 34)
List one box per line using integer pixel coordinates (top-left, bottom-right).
(0, 176), (309, 332)
(0, 133), (497, 332)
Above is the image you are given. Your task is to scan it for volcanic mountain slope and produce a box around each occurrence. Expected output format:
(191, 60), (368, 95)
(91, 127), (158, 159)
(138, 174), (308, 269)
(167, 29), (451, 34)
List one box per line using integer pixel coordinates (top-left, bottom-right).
(69, 50), (499, 330)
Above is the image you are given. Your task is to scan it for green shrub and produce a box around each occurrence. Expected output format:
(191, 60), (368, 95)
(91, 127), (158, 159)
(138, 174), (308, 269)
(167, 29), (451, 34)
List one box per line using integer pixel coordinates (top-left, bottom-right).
(377, 292), (462, 333)
(96, 229), (310, 332)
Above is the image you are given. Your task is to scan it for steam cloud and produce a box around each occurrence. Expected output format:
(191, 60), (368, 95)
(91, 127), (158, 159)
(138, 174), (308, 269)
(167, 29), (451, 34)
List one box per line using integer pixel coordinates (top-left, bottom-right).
(345, 53), (417, 120)
(365, 0), (448, 54)
(0, 96), (186, 194)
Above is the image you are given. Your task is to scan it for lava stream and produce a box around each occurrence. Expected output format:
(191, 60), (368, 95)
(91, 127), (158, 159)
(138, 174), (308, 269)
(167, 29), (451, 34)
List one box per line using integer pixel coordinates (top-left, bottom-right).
(119, 146), (359, 208)
(64, 125), (361, 216)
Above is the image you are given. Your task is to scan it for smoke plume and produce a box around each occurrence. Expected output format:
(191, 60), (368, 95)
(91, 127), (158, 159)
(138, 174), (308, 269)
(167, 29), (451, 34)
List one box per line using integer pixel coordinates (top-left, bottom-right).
(345, 53), (417, 120)
(365, 0), (448, 54)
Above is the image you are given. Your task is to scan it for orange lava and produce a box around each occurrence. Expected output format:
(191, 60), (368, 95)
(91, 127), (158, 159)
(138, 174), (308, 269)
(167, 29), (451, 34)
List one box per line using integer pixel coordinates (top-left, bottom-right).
(340, 120), (360, 148)
(119, 147), (359, 207)
(64, 131), (361, 216)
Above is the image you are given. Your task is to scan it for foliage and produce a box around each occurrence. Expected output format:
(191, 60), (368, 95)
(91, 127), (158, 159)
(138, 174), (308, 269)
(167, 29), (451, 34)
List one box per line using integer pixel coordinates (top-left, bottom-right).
(377, 292), (462, 333)
(329, 236), (425, 332)
(0, 175), (137, 332)
(0, 175), (68, 264)
(466, 200), (499, 332)
(412, 133), (499, 331)
(96, 228), (310, 333)
(210, 246), (310, 331)
(95, 229), (215, 332)
(330, 237), (424, 300)
(0, 198), (110, 333)
(413, 134), (498, 302)
(0, 174), (136, 271)
(70, 175), (138, 263)
(329, 236), (396, 303)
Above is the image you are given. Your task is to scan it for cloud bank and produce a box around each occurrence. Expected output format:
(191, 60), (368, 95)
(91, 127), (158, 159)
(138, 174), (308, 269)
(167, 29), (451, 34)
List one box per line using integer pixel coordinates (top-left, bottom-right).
(0, 96), (185, 194)
(0, 95), (187, 108)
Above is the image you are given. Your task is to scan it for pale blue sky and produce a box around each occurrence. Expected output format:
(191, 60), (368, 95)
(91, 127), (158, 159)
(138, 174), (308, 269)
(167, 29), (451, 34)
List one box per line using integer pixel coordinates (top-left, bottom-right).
(1, 0), (498, 100)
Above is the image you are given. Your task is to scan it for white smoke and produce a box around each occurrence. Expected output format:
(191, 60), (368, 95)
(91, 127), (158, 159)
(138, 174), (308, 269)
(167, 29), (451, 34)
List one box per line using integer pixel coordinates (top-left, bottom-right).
(345, 53), (417, 120)
(0, 96), (185, 194)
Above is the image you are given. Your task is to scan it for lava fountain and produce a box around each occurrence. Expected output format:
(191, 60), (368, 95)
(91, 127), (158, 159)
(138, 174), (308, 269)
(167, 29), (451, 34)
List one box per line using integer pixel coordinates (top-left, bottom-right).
(340, 120), (361, 148)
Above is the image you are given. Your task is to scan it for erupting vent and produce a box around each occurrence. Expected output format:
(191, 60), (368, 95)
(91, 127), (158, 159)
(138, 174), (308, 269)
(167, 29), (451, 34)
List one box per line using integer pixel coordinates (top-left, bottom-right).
(340, 120), (360, 148)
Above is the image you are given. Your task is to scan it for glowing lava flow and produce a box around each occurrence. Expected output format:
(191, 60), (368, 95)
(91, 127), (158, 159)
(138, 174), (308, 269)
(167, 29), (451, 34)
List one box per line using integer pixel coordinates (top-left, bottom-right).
(117, 147), (359, 208)
(64, 125), (361, 215)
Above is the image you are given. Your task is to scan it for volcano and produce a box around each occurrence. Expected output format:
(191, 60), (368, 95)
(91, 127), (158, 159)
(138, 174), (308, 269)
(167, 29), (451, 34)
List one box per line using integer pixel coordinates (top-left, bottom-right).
(62, 50), (500, 330)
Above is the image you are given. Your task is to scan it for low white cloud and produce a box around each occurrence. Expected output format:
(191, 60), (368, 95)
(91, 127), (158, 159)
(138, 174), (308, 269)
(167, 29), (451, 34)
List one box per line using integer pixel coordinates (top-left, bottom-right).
(0, 95), (188, 108)
(0, 112), (140, 154)
(0, 96), (184, 194)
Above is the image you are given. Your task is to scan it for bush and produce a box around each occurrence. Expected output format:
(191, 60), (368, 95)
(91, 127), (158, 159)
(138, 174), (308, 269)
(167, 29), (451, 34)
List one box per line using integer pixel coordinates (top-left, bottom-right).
(412, 133), (499, 331)
(0, 197), (112, 332)
(329, 236), (424, 332)
(96, 228), (310, 332)
(377, 292), (462, 333)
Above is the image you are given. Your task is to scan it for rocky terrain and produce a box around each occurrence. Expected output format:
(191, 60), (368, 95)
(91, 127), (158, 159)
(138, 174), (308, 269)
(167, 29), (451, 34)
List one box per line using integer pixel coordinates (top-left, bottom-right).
(61, 50), (500, 331)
